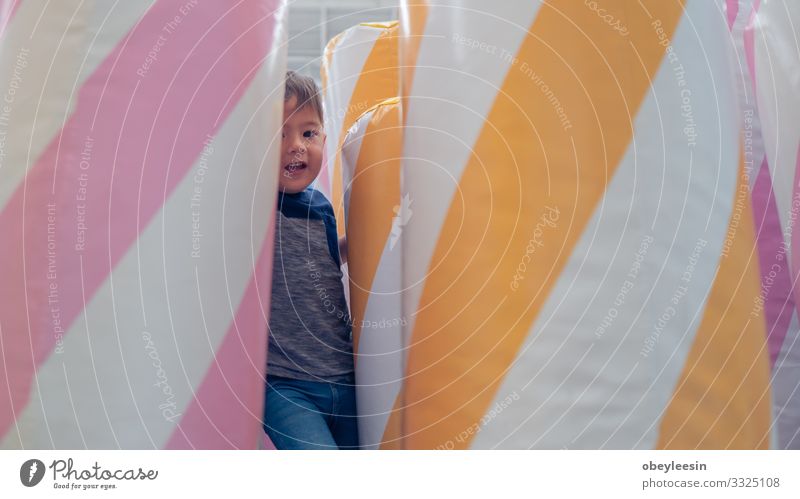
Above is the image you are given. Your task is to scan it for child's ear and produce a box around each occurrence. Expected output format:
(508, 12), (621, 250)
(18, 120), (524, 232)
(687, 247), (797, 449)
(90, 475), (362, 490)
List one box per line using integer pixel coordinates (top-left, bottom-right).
(321, 131), (327, 146)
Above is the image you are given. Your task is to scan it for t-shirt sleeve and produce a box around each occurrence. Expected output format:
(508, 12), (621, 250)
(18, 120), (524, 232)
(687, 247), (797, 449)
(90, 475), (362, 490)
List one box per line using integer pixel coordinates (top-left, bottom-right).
(308, 189), (342, 267)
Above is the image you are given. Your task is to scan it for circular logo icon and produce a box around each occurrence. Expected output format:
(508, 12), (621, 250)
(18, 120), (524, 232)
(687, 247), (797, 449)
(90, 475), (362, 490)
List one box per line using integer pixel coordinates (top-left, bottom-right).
(20, 459), (45, 487)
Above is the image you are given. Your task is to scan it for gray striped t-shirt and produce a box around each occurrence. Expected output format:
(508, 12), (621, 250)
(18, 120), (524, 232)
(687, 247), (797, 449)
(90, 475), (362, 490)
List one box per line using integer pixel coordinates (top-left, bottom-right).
(267, 189), (353, 381)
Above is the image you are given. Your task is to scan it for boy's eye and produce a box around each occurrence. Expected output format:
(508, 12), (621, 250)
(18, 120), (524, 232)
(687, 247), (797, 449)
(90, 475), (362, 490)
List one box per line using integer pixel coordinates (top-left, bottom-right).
(303, 130), (317, 139)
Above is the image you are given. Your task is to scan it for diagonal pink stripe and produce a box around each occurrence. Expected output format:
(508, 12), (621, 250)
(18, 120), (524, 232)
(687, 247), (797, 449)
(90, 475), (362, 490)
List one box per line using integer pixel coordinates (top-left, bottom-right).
(166, 217), (275, 449)
(790, 143), (800, 338)
(0, 0), (280, 440)
(0, 0), (21, 37)
(726, 0), (739, 31)
(262, 432), (276, 450)
(752, 157), (796, 368)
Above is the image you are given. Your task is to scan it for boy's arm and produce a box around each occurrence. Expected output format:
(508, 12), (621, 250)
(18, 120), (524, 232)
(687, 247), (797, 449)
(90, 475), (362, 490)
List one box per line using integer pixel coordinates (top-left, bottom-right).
(339, 236), (348, 266)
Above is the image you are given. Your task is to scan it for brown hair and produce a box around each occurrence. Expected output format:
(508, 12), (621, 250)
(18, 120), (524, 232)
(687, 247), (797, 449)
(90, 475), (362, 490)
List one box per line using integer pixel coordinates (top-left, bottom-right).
(284, 70), (324, 122)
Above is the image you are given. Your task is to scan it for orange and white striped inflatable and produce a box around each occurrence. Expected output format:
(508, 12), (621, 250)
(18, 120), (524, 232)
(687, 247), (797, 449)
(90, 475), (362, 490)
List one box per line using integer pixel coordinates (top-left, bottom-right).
(340, 98), (403, 449)
(0, 0), (287, 449)
(320, 20), (399, 235)
(379, 0), (773, 449)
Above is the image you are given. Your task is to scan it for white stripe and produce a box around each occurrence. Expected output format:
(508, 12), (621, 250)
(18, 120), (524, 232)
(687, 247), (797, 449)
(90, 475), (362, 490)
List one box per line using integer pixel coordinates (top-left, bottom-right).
(0, 0), (155, 213)
(774, 310), (800, 448)
(401, 0), (542, 335)
(1, 60), (283, 449)
(754, 0), (800, 238)
(355, 233), (404, 449)
(340, 107), (370, 221)
(472, 3), (740, 449)
(729, 0), (764, 193)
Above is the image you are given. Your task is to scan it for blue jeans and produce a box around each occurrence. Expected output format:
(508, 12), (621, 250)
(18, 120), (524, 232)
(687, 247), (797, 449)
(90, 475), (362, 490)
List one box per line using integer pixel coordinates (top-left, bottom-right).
(264, 374), (359, 450)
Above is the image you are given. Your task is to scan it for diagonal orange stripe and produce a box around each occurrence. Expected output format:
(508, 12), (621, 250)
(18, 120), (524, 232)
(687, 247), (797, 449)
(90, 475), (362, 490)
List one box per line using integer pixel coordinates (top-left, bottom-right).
(388, 0), (686, 449)
(379, 401), (404, 450)
(346, 99), (402, 356)
(657, 152), (772, 449)
(329, 23), (400, 237)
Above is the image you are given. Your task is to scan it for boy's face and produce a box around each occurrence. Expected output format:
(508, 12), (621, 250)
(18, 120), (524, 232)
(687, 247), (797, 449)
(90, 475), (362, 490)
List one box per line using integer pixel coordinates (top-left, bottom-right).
(279, 95), (325, 194)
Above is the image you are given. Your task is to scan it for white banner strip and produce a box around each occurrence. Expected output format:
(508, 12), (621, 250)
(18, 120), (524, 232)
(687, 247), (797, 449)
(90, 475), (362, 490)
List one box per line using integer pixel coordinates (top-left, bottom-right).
(1, 451), (799, 497)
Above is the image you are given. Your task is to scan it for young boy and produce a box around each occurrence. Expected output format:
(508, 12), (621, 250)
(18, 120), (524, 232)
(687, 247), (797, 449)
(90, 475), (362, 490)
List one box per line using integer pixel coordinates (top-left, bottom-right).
(263, 71), (358, 450)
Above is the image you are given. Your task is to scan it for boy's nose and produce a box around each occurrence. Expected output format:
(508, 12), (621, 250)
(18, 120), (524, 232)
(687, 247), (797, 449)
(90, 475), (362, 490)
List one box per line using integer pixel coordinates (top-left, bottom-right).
(288, 134), (306, 154)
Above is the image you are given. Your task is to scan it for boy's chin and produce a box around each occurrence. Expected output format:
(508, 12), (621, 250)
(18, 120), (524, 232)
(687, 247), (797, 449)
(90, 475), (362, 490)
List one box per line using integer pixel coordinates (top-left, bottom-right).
(278, 180), (312, 194)
(278, 166), (320, 194)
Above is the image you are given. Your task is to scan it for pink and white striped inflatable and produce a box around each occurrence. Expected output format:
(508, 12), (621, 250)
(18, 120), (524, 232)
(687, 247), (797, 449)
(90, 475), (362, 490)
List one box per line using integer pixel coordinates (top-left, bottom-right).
(728, 0), (800, 449)
(0, 0), (287, 449)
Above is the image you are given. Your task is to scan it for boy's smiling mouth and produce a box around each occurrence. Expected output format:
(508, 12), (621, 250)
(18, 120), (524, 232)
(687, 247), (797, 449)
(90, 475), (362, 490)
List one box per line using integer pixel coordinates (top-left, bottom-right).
(284, 161), (307, 175)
